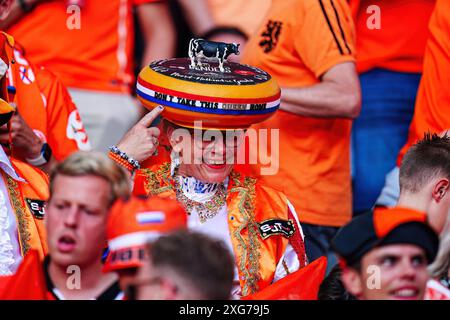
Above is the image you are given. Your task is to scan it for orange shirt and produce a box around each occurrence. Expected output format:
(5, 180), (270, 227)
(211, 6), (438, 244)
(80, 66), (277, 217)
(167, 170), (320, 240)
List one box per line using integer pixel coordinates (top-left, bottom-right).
(207, 0), (272, 37)
(397, 0), (450, 165)
(241, 0), (355, 227)
(5, 42), (90, 160)
(8, 0), (160, 93)
(0, 251), (124, 300)
(351, 0), (435, 73)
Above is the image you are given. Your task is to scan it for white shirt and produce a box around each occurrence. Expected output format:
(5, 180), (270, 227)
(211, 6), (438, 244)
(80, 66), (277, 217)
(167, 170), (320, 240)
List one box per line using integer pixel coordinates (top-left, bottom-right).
(0, 147), (27, 275)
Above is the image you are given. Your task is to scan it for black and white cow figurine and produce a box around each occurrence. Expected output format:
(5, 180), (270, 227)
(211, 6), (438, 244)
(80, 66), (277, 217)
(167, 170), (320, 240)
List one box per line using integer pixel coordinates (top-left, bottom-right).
(189, 38), (240, 72)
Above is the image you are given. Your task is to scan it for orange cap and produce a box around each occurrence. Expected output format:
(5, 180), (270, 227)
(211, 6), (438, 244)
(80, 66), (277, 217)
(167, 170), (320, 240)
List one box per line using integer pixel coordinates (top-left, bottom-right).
(103, 196), (187, 273)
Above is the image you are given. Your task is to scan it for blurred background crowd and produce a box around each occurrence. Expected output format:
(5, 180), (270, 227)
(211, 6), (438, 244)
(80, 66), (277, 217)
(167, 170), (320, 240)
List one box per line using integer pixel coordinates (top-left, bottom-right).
(0, 0), (449, 301)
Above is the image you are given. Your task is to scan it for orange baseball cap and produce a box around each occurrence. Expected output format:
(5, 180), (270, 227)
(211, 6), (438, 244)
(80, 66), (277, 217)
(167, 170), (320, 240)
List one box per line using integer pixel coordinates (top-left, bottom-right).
(102, 196), (187, 273)
(331, 207), (439, 267)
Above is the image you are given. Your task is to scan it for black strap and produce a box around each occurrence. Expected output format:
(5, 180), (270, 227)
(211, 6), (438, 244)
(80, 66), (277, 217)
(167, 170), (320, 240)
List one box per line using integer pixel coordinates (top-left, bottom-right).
(43, 256), (60, 300)
(97, 281), (122, 300)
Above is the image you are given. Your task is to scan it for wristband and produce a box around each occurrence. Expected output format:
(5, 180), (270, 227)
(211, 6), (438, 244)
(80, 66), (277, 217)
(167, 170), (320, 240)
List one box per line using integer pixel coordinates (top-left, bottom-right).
(109, 152), (134, 173)
(26, 143), (52, 167)
(108, 146), (140, 172)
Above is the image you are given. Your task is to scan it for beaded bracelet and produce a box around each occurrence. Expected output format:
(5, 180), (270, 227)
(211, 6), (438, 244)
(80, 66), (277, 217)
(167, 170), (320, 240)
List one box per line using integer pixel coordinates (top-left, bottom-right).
(108, 145), (140, 172)
(108, 152), (134, 172)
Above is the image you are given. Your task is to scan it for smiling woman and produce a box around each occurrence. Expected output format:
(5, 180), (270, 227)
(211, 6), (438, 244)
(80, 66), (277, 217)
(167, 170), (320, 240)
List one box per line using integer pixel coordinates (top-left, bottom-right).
(109, 53), (321, 299)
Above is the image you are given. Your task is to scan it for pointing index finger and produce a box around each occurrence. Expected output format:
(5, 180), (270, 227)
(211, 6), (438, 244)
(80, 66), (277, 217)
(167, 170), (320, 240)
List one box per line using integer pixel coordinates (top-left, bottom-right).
(138, 105), (164, 127)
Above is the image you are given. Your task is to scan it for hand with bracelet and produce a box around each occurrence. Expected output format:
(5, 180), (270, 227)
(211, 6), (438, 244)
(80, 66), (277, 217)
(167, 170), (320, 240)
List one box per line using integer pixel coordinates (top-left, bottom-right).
(112, 105), (164, 171)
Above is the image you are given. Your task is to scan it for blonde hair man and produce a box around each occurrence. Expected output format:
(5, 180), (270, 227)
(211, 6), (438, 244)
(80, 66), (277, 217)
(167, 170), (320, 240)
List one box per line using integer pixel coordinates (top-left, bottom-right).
(0, 151), (131, 299)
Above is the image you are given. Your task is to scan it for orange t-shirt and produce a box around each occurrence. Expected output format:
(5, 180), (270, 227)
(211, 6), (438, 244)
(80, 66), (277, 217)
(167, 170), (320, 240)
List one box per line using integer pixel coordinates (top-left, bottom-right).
(241, 0), (355, 227)
(397, 0), (450, 165)
(4, 37), (90, 160)
(351, 0), (435, 73)
(8, 0), (160, 93)
(207, 0), (272, 37)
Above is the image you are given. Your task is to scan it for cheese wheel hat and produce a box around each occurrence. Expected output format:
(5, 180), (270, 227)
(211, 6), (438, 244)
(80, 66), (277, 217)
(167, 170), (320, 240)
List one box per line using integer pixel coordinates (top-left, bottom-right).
(103, 196), (187, 273)
(136, 58), (280, 130)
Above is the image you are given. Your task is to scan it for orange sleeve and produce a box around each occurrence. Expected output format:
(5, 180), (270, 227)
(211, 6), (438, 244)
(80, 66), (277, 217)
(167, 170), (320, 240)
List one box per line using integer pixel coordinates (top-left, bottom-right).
(295, 0), (356, 78)
(36, 67), (91, 160)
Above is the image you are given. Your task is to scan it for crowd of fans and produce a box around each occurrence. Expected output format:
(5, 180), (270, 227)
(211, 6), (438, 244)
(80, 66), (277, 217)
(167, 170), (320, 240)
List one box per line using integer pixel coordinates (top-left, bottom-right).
(0, 0), (449, 300)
